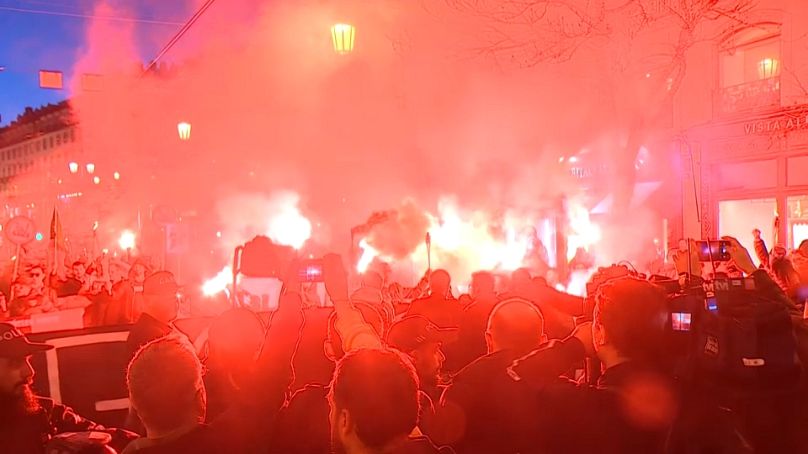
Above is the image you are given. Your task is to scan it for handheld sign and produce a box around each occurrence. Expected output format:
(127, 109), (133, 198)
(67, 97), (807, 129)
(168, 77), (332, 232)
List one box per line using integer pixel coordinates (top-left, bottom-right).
(4, 216), (36, 245)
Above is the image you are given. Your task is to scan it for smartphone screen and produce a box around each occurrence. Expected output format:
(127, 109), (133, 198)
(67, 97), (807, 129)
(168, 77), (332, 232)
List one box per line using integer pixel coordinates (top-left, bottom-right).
(298, 261), (324, 282)
(671, 312), (692, 331)
(696, 240), (730, 262)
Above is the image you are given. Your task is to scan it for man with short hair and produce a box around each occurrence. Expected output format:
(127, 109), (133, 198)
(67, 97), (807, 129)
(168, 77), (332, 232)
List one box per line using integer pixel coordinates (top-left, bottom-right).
(272, 300), (387, 454)
(508, 278), (677, 453)
(123, 337), (222, 453)
(125, 271), (181, 359)
(435, 298), (545, 453)
(0, 323), (131, 453)
(328, 348), (451, 454)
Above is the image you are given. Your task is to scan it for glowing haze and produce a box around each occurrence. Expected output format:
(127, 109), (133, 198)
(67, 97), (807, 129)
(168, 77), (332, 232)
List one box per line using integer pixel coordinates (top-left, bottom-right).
(11, 0), (681, 287)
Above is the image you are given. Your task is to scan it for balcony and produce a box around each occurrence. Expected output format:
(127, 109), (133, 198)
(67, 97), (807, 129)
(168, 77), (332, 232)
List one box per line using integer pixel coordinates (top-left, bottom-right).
(716, 77), (780, 116)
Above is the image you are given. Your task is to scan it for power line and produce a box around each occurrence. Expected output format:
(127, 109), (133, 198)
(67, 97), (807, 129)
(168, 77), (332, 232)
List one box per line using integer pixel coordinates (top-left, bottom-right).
(0, 5), (184, 26)
(142, 0), (216, 74)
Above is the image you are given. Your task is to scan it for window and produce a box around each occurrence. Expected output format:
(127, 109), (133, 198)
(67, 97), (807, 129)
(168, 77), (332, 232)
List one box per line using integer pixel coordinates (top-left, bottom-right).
(721, 32), (780, 88)
(718, 25), (781, 115)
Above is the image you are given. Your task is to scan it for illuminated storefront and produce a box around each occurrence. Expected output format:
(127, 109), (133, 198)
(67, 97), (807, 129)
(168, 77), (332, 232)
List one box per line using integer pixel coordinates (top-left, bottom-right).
(689, 104), (808, 260)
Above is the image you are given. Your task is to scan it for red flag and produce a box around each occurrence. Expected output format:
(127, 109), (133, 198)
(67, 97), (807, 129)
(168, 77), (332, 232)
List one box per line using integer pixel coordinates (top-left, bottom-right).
(50, 207), (63, 242)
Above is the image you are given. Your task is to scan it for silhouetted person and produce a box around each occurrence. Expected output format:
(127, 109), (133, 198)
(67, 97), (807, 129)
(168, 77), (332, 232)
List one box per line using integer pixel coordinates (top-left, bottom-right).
(453, 271), (500, 369)
(435, 298), (545, 453)
(106, 261), (150, 325)
(407, 270), (460, 328)
(509, 278), (678, 454)
(328, 349), (452, 454)
(125, 271), (181, 359)
(124, 337), (223, 453)
(0, 323), (132, 453)
(204, 308), (265, 421)
(273, 302), (386, 454)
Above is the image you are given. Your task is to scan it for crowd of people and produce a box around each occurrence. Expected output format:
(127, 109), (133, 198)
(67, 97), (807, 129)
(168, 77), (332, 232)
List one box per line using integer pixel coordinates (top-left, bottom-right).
(1, 233), (807, 453)
(0, 254), (154, 325)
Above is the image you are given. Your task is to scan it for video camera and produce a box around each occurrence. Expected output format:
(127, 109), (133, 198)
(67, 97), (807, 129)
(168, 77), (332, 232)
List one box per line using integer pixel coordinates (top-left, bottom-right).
(584, 265), (800, 393)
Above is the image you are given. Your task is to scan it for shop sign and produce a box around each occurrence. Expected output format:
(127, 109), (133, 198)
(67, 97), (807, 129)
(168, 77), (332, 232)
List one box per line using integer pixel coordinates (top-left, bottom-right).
(744, 111), (808, 135)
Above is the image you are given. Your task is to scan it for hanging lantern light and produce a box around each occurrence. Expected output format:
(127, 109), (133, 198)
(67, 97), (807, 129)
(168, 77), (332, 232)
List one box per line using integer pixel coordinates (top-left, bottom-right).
(330, 23), (356, 55)
(68, 162), (79, 174)
(758, 58), (780, 80)
(93, 176), (101, 185)
(177, 122), (191, 141)
(86, 163), (95, 174)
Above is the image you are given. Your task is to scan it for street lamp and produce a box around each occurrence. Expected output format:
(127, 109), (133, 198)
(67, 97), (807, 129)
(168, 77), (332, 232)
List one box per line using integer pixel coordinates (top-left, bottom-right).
(758, 58), (780, 79)
(68, 162), (79, 174)
(178, 122), (191, 141)
(86, 163), (95, 174)
(93, 176), (101, 185)
(113, 171), (120, 180)
(330, 23), (355, 55)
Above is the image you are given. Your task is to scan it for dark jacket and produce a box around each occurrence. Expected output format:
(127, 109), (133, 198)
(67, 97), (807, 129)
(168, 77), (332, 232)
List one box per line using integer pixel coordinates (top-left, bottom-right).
(390, 436), (454, 454)
(122, 424), (226, 454)
(125, 313), (172, 358)
(1, 397), (132, 454)
(273, 383), (441, 454)
(509, 338), (674, 454)
(435, 349), (539, 454)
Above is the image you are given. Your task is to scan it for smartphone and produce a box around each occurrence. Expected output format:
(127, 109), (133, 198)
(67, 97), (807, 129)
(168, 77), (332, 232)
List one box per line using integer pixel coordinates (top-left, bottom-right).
(671, 312), (692, 332)
(298, 259), (325, 282)
(706, 296), (719, 313)
(695, 240), (730, 262)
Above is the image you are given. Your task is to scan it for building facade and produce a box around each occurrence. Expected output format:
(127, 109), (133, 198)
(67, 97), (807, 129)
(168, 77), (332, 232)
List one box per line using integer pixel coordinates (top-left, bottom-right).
(676, 4), (808, 258)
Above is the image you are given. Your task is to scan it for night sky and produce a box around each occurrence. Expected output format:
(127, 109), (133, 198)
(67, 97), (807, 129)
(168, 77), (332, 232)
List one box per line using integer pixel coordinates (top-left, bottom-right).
(0, 0), (191, 126)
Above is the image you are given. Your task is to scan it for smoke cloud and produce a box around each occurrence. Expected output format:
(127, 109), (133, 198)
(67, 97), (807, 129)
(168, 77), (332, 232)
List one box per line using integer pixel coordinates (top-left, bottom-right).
(10, 0), (679, 285)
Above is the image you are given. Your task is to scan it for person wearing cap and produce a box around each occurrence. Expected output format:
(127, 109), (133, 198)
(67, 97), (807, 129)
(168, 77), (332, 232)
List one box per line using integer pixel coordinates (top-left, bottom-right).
(0, 323), (133, 453)
(386, 315), (455, 403)
(125, 271), (182, 360)
(432, 298), (546, 454)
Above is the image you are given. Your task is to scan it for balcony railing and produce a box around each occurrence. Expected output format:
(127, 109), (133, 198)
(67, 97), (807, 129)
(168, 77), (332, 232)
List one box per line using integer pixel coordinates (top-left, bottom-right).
(717, 77), (780, 116)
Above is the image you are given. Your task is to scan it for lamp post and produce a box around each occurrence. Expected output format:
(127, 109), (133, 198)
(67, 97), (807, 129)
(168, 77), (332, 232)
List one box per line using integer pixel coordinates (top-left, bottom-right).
(758, 58), (780, 79)
(330, 23), (356, 55)
(177, 122), (191, 141)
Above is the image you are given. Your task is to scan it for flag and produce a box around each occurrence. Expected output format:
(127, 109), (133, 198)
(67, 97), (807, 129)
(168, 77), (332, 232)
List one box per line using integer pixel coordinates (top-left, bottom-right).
(50, 207), (63, 242)
(49, 206), (67, 276)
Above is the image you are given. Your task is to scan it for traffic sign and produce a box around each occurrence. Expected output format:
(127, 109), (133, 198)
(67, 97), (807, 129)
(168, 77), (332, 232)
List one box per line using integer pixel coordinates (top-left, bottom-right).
(4, 216), (36, 245)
